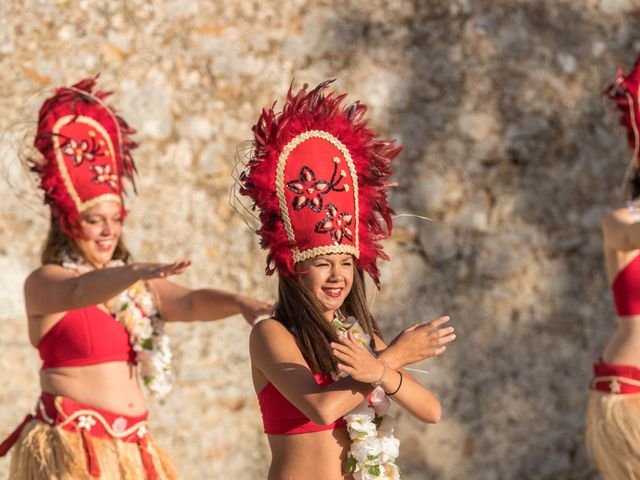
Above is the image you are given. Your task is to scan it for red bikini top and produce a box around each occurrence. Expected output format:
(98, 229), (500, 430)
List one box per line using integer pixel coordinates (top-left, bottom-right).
(38, 306), (135, 369)
(612, 254), (640, 316)
(258, 372), (347, 435)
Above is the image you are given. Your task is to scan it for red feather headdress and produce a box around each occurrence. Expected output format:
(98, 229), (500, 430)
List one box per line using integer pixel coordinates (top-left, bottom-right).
(604, 55), (640, 189)
(240, 80), (402, 287)
(31, 77), (137, 237)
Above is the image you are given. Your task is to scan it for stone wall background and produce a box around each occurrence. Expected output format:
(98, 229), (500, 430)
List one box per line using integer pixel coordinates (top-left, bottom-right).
(1, 0), (639, 478)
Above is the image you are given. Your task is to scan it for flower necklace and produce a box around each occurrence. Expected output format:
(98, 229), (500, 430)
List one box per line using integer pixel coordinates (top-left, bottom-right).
(627, 199), (640, 221)
(60, 252), (173, 398)
(332, 314), (401, 480)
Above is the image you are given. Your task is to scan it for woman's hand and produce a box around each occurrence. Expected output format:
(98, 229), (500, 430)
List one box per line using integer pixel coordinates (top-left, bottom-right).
(380, 316), (455, 369)
(237, 295), (273, 325)
(132, 260), (191, 280)
(331, 332), (385, 383)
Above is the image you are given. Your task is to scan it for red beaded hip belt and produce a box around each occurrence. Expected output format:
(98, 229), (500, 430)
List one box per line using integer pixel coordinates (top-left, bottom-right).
(591, 359), (640, 394)
(0, 392), (159, 479)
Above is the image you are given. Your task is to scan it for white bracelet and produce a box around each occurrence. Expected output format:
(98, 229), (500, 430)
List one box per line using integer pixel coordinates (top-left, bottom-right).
(372, 359), (388, 388)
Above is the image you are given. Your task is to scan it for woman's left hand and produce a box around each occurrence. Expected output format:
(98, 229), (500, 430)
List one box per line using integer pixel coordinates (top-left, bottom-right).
(238, 295), (273, 325)
(331, 332), (384, 384)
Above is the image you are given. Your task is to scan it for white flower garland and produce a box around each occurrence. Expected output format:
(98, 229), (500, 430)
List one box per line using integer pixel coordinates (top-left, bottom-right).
(61, 252), (173, 398)
(332, 315), (401, 480)
(627, 199), (640, 221)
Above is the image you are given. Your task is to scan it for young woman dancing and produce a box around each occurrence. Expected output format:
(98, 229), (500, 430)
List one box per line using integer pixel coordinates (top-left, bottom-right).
(0, 78), (270, 479)
(587, 56), (640, 479)
(240, 80), (456, 479)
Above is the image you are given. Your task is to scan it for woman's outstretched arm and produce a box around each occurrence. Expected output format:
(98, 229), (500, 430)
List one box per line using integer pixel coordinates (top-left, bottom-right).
(150, 278), (272, 324)
(24, 261), (190, 316)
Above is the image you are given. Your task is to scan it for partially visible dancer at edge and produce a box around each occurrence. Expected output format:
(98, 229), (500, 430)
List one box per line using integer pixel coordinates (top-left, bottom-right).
(587, 55), (640, 479)
(0, 78), (271, 480)
(240, 80), (456, 480)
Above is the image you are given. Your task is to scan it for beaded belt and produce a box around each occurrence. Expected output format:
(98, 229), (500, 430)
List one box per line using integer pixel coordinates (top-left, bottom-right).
(591, 358), (640, 395)
(591, 375), (640, 394)
(0, 392), (159, 479)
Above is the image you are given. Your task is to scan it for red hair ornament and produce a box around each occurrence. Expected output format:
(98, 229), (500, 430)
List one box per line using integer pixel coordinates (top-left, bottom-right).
(604, 55), (640, 190)
(240, 80), (402, 287)
(31, 77), (137, 237)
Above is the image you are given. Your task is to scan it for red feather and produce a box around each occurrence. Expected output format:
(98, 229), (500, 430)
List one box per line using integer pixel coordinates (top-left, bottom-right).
(240, 80), (401, 287)
(31, 76), (137, 237)
(604, 55), (640, 161)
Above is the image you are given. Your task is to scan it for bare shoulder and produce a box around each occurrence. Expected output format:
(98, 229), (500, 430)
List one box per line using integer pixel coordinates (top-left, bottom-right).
(250, 318), (294, 346)
(249, 318), (298, 359)
(145, 277), (180, 302)
(601, 207), (640, 251)
(602, 207), (632, 230)
(249, 319), (314, 391)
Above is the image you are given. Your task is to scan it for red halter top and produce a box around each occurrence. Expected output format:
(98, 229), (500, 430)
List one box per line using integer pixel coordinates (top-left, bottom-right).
(38, 305), (135, 369)
(258, 372), (347, 435)
(611, 254), (640, 316)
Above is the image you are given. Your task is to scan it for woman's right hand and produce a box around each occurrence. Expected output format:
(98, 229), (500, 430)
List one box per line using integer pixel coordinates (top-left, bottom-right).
(381, 316), (455, 369)
(131, 260), (191, 280)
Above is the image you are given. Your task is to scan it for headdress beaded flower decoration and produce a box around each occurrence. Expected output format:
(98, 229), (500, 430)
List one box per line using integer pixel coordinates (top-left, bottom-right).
(31, 77), (137, 236)
(604, 54), (640, 195)
(240, 80), (402, 287)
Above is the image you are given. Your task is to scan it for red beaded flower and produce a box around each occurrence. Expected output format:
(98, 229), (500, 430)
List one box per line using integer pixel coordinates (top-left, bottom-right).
(31, 77), (137, 237)
(315, 203), (354, 245)
(240, 80), (402, 287)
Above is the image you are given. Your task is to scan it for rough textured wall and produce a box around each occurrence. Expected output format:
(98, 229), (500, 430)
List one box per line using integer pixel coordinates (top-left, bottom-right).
(1, 0), (639, 478)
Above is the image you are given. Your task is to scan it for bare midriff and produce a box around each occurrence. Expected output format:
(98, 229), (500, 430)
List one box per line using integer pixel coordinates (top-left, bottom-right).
(603, 317), (640, 367)
(267, 428), (352, 480)
(40, 361), (146, 416)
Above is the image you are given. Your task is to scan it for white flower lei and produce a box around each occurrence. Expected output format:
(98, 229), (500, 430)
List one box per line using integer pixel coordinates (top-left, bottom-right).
(61, 252), (173, 398)
(627, 199), (640, 221)
(332, 315), (401, 480)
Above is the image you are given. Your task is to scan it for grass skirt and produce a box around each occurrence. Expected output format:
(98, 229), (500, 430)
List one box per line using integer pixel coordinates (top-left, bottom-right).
(586, 391), (640, 480)
(8, 418), (177, 480)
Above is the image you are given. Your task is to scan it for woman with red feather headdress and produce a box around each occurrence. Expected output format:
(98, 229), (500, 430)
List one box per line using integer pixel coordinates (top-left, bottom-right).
(240, 80), (456, 479)
(0, 78), (271, 480)
(587, 56), (640, 478)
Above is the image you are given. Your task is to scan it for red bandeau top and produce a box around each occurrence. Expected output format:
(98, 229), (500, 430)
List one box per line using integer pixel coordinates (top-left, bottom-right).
(612, 254), (640, 316)
(258, 372), (347, 435)
(38, 306), (135, 369)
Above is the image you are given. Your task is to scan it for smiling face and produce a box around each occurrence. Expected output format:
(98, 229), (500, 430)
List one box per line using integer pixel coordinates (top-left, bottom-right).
(73, 201), (123, 268)
(297, 253), (355, 322)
